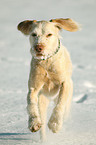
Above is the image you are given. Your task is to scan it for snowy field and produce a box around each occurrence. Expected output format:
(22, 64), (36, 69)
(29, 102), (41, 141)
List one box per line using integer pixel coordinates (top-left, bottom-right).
(0, 0), (96, 145)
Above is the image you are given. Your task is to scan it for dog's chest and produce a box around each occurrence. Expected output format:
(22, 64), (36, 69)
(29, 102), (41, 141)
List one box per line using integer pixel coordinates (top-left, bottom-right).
(46, 68), (60, 83)
(42, 68), (60, 98)
(43, 60), (65, 84)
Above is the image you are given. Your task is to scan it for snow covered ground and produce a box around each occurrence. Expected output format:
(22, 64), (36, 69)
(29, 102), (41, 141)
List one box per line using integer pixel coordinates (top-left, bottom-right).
(0, 0), (96, 144)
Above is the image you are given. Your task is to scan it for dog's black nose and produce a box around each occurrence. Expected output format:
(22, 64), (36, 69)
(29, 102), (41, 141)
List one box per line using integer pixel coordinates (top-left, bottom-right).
(35, 44), (45, 52)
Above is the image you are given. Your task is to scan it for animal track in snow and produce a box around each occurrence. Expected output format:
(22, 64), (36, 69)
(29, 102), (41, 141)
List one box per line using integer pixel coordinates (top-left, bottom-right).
(73, 94), (88, 103)
(73, 64), (85, 70)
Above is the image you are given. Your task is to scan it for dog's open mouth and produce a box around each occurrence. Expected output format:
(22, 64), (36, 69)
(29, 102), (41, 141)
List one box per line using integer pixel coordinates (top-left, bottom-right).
(35, 53), (48, 60)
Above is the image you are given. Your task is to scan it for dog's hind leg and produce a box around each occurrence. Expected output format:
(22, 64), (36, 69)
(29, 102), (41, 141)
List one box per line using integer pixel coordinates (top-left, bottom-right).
(48, 79), (73, 133)
(38, 94), (49, 141)
(64, 79), (73, 119)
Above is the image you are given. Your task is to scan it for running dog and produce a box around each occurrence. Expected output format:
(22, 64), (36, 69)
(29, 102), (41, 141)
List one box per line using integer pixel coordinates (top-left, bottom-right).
(17, 18), (79, 140)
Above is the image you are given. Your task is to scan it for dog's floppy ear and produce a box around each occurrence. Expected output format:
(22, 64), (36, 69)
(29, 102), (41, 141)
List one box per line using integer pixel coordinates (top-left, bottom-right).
(50, 18), (80, 32)
(17, 20), (37, 35)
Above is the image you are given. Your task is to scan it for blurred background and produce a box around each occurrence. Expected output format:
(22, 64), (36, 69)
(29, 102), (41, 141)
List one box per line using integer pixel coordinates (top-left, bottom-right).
(0, 0), (96, 145)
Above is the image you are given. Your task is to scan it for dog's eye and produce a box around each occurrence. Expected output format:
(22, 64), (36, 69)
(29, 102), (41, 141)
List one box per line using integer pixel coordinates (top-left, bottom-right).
(46, 33), (53, 37)
(31, 33), (37, 37)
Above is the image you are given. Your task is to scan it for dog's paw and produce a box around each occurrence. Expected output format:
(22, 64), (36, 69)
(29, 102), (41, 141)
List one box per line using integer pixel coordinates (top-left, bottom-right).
(28, 116), (42, 132)
(48, 113), (63, 133)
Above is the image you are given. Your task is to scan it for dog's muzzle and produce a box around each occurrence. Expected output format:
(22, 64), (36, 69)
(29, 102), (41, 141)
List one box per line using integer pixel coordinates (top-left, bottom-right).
(35, 44), (45, 53)
(32, 39), (60, 60)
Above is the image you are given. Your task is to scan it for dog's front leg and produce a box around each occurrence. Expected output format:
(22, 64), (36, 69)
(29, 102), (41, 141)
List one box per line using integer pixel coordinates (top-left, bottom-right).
(48, 79), (73, 133)
(27, 86), (43, 132)
(27, 64), (46, 132)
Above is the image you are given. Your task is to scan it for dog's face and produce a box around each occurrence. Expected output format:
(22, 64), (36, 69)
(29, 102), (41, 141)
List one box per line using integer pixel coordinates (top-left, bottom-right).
(29, 21), (60, 60)
(18, 18), (79, 60)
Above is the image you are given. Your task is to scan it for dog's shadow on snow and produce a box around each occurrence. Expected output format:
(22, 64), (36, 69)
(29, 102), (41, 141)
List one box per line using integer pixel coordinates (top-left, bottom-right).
(0, 133), (34, 141)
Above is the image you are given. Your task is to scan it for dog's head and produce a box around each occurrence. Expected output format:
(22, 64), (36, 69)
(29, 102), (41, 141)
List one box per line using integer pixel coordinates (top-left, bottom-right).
(17, 18), (79, 60)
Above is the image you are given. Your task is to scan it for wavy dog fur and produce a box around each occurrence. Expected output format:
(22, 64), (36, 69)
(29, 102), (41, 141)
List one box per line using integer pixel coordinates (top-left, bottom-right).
(17, 18), (79, 141)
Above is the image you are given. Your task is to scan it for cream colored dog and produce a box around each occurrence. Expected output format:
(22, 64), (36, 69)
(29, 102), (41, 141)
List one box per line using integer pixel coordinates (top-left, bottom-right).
(17, 18), (79, 140)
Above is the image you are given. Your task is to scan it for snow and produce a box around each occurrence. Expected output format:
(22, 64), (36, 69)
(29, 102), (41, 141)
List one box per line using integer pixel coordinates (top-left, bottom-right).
(0, 0), (96, 144)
